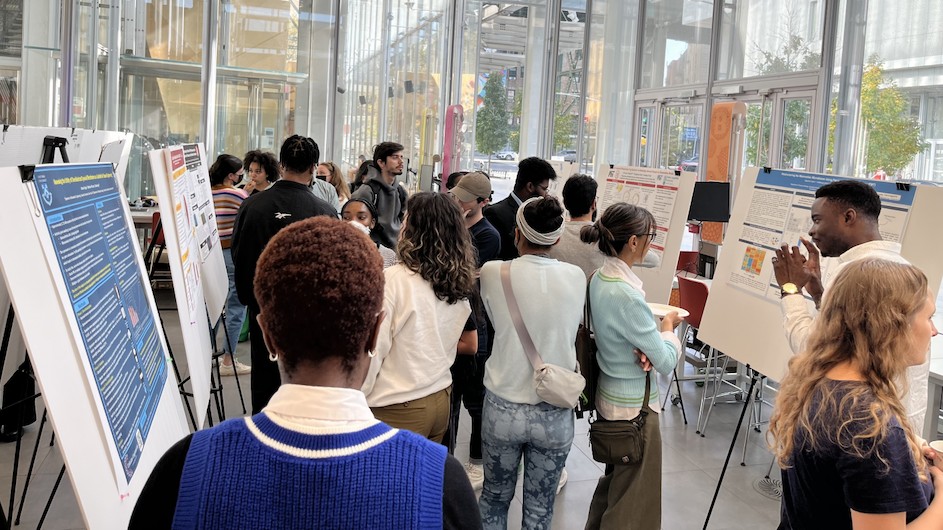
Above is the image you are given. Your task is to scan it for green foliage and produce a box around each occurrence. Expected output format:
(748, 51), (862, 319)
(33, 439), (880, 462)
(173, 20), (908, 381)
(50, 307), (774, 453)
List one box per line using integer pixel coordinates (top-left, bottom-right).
(475, 72), (510, 157)
(859, 56), (928, 176)
(827, 56), (928, 176)
(553, 108), (576, 153)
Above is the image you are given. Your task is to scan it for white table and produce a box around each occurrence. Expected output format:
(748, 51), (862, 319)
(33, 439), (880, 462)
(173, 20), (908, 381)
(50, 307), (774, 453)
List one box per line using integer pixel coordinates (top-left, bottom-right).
(672, 274), (713, 291)
(129, 206), (159, 229)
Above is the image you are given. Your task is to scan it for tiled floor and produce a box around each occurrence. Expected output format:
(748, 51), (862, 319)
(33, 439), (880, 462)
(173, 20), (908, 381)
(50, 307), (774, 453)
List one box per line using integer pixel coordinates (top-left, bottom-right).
(2, 295), (785, 529)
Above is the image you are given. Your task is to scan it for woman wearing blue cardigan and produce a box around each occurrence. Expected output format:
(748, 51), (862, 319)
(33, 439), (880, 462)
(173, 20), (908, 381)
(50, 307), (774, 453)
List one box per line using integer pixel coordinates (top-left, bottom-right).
(581, 203), (682, 530)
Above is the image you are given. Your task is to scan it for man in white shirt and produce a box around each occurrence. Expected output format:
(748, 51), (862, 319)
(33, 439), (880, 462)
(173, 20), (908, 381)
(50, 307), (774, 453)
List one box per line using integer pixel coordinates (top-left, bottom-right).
(772, 179), (927, 431)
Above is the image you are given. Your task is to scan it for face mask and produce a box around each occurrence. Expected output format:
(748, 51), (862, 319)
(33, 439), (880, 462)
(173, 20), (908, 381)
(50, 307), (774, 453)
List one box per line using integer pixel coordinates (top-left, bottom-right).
(316, 175), (328, 181)
(348, 220), (371, 235)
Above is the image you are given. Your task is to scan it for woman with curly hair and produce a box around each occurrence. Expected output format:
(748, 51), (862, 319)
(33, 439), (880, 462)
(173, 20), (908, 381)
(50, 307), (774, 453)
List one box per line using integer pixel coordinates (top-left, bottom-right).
(769, 259), (942, 529)
(242, 150), (280, 194)
(317, 161), (351, 206)
(130, 217), (481, 529)
(362, 192), (477, 444)
(477, 196), (586, 530)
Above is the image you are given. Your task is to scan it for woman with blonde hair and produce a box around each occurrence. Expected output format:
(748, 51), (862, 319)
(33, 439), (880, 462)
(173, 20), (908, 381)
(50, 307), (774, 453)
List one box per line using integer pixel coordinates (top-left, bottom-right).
(317, 161), (351, 206)
(769, 258), (942, 529)
(362, 192), (478, 444)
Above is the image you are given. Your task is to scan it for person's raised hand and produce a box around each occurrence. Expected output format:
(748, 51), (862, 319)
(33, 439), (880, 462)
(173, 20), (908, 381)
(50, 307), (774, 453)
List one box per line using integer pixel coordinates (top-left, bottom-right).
(244, 180), (257, 194)
(799, 238), (824, 300)
(773, 243), (811, 289)
(661, 311), (682, 332)
(634, 349), (653, 371)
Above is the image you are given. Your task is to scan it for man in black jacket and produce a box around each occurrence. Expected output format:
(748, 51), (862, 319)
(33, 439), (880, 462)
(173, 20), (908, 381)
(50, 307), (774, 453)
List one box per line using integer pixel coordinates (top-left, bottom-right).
(350, 142), (408, 249)
(482, 157), (557, 261)
(231, 135), (337, 413)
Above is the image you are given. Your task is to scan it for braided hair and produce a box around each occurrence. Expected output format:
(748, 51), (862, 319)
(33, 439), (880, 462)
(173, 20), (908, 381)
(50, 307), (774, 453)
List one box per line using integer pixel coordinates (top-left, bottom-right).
(280, 135), (320, 175)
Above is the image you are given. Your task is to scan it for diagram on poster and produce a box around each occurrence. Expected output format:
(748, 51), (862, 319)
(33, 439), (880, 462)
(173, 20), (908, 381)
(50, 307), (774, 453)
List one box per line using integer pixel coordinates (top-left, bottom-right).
(597, 166), (681, 262)
(727, 169), (914, 305)
(29, 163), (167, 485)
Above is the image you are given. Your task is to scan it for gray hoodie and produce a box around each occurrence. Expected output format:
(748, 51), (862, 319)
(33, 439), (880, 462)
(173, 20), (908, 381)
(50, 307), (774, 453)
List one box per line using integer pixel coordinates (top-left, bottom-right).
(350, 163), (407, 249)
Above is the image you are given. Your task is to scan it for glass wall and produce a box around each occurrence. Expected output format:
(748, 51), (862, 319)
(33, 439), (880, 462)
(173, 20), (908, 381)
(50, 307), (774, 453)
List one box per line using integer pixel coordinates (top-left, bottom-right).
(639, 0), (713, 89)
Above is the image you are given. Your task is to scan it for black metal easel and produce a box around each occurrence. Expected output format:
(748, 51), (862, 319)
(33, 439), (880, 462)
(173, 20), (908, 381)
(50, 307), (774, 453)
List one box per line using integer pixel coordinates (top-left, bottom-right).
(703, 366), (761, 530)
(145, 220), (247, 428)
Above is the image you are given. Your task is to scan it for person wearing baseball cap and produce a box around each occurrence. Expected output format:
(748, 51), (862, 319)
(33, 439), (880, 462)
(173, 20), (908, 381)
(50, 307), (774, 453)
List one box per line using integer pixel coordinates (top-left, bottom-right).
(446, 171), (502, 490)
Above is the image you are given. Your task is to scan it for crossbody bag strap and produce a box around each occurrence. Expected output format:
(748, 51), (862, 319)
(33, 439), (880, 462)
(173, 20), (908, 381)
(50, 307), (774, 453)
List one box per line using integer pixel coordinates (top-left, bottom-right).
(500, 261), (543, 370)
(642, 371), (651, 410)
(584, 271), (596, 329)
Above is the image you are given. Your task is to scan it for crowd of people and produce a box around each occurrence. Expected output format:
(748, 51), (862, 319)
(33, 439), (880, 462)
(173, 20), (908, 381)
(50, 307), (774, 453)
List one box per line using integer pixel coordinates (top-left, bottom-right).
(130, 135), (939, 530)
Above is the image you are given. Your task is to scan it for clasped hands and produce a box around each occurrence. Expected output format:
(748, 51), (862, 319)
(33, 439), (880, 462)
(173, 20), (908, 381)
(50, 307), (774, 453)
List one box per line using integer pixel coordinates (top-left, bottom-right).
(772, 238), (825, 304)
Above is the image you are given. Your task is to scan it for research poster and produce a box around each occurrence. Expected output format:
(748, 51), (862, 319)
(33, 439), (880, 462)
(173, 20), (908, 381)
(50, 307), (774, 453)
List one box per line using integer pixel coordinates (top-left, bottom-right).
(597, 166), (681, 262)
(30, 163), (167, 484)
(163, 147), (203, 320)
(727, 168), (914, 305)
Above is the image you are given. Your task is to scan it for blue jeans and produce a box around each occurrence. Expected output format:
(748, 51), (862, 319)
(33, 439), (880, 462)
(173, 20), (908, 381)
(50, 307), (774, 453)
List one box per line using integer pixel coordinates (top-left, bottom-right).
(221, 247), (246, 356)
(479, 390), (574, 530)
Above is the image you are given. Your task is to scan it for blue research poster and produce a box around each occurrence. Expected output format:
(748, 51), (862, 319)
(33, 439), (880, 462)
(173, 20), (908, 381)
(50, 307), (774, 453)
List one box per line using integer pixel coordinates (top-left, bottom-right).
(31, 164), (167, 482)
(727, 168), (915, 304)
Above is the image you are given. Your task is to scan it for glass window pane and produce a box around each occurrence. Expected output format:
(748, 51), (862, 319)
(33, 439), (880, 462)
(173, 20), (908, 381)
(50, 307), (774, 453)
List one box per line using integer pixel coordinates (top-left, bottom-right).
(640, 0), (713, 89)
(659, 105), (702, 171)
(716, 0), (823, 81)
(551, 3), (585, 162)
(744, 101), (772, 171)
(638, 107), (653, 166)
(781, 98), (811, 170)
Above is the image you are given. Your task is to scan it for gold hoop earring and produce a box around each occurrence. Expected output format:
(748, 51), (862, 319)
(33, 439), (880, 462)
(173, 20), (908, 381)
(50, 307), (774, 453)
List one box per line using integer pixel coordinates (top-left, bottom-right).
(269, 351), (278, 362)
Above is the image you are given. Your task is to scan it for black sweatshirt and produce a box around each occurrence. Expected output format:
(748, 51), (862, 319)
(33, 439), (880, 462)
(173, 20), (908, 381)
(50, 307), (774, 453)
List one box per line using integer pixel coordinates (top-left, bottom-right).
(231, 180), (337, 309)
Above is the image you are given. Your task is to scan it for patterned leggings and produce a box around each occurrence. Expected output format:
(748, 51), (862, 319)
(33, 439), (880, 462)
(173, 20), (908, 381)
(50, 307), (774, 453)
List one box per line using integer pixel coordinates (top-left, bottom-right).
(479, 390), (574, 530)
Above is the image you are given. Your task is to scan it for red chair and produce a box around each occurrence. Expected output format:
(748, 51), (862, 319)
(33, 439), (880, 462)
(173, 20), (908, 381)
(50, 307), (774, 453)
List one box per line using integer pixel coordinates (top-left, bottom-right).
(677, 276), (739, 437)
(144, 212), (170, 283)
(676, 251), (699, 276)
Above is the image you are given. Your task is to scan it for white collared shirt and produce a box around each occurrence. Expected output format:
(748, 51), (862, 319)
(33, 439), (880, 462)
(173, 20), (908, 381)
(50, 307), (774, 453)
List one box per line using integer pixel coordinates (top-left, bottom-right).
(780, 240), (927, 432)
(262, 384), (380, 431)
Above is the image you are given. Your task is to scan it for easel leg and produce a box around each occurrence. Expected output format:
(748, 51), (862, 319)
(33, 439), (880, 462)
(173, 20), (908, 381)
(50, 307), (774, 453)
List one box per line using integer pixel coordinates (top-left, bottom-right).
(157, 309), (197, 430)
(34, 465), (65, 530)
(219, 310), (246, 414)
(7, 405), (24, 530)
(14, 410), (47, 525)
(703, 368), (759, 530)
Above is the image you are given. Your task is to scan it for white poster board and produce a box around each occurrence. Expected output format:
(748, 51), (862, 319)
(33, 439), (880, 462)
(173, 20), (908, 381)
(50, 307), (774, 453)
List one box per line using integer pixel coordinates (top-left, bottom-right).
(0, 127), (134, 391)
(148, 149), (215, 427)
(546, 160), (578, 204)
(595, 165), (697, 303)
(699, 168), (943, 382)
(0, 164), (189, 529)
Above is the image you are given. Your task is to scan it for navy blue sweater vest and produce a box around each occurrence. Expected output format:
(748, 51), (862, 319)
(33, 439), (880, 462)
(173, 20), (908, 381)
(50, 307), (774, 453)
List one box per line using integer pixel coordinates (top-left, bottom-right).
(171, 413), (447, 529)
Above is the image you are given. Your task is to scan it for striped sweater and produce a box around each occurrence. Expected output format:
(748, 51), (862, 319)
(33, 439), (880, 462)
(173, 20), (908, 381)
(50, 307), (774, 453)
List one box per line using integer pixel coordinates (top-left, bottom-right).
(212, 185), (248, 248)
(172, 413), (446, 529)
(589, 270), (679, 414)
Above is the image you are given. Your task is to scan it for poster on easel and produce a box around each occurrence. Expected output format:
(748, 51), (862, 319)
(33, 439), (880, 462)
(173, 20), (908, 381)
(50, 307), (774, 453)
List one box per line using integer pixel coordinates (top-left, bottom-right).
(27, 163), (168, 486)
(725, 168), (914, 306)
(595, 165), (697, 304)
(0, 160), (189, 529)
(161, 144), (227, 319)
(698, 167), (943, 383)
(546, 160), (577, 204)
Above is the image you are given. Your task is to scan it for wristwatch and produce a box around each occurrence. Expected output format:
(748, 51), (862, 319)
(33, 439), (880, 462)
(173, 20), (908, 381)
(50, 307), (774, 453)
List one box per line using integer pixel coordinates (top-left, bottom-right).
(781, 283), (800, 297)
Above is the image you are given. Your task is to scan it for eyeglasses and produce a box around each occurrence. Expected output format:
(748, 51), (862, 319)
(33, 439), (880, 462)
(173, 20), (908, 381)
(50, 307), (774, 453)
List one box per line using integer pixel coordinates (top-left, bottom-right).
(536, 184), (549, 193)
(637, 230), (657, 240)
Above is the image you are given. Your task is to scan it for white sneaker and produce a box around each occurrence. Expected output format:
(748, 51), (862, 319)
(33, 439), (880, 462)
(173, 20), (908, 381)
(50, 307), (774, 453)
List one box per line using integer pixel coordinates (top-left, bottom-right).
(556, 468), (568, 494)
(464, 462), (484, 490)
(219, 359), (251, 376)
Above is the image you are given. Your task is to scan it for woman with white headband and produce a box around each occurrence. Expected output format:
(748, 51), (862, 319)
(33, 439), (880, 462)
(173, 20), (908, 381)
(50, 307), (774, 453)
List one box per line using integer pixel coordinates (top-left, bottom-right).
(477, 196), (586, 530)
(581, 202), (683, 529)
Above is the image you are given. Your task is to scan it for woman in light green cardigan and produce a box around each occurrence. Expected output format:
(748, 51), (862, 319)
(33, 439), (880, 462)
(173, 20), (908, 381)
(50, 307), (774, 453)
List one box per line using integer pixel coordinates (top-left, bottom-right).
(580, 203), (682, 530)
